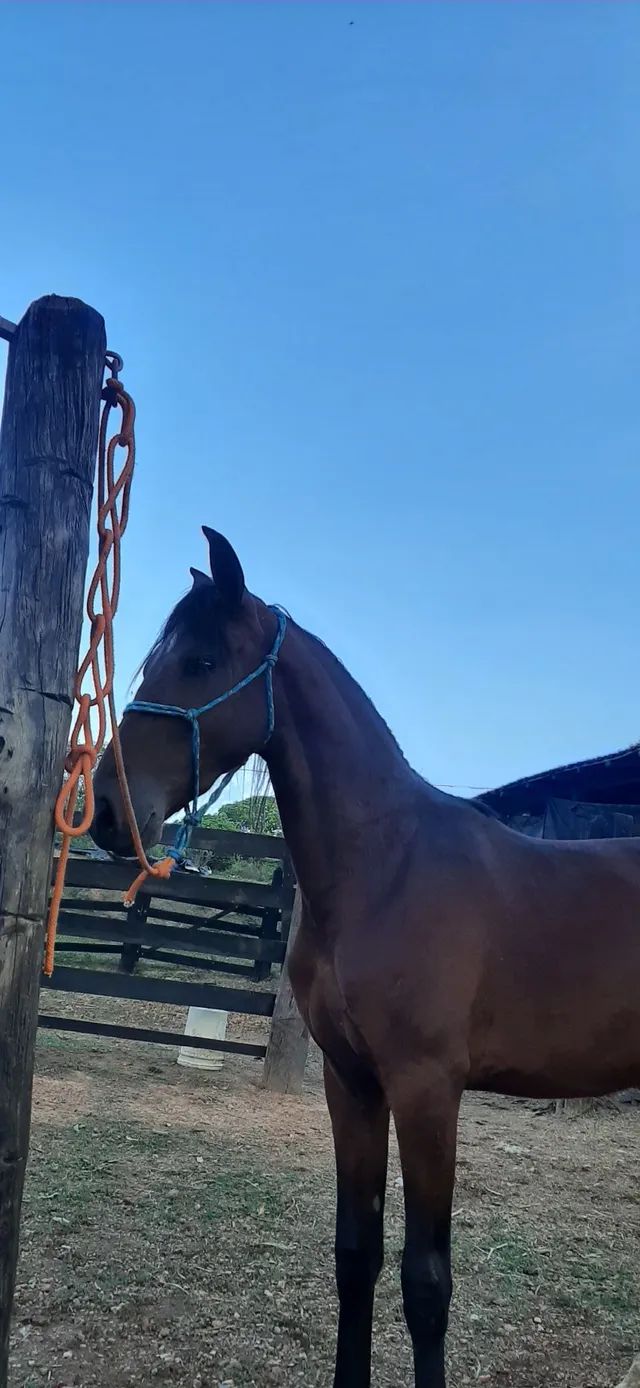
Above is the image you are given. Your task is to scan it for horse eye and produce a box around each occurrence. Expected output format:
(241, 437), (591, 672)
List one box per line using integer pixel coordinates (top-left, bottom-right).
(183, 656), (214, 678)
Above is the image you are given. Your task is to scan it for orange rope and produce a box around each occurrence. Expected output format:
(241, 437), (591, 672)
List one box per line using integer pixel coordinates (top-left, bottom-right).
(45, 371), (175, 977)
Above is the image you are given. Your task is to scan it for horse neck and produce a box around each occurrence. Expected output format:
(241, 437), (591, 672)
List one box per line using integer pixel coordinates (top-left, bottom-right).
(264, 620), (424, 917)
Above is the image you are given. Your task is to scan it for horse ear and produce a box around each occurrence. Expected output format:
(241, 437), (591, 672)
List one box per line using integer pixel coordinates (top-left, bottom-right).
(190, 567), (212, 590)
(202, 528), (245, 611)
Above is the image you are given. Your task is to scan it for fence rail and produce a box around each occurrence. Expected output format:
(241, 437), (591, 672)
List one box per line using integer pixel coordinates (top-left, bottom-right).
(61, 856), (289, 910)
(41, 963), (277, 1014)
(72, 815), (291, 864)
(38, 1014), (266, 1058)
(55, 908), (287, 963)
(41, 826), (302, 1072)
(161, 822), (290, 860)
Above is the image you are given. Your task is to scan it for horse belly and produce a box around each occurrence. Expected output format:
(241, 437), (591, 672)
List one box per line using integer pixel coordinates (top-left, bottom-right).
(470, 994), (640, 1100)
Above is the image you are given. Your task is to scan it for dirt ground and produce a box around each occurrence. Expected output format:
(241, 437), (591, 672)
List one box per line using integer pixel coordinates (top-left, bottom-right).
(9, 991), (640, 1388)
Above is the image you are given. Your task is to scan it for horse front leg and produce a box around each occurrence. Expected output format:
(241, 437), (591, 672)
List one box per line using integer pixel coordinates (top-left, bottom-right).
(324, 1057), (390, 1388)
(391, 1069), (461, 1388)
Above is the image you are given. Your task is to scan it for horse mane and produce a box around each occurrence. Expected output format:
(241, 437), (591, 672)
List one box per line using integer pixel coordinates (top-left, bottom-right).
(295, 622), (408, 759)
(294, 624), (496, 820)
(139, 586), (495, 822)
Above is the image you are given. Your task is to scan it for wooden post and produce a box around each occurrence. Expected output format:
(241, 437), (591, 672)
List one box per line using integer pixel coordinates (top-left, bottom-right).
(263, 888), (310, 1094)
(254, 866), (282, 981)
(118, 894), (149, 974)
(0, 296), (106, 1385)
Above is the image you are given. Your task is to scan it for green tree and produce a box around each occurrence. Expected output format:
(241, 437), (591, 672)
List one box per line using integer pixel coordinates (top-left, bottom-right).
(202, 795), (282, 837)
(199, 795), (283, 882)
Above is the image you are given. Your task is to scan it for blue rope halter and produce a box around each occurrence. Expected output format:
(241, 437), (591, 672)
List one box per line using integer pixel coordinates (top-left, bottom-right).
(124, 606), (287, 863)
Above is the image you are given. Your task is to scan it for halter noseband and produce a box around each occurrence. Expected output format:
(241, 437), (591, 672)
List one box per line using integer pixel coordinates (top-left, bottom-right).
(124, 606), (287, 862)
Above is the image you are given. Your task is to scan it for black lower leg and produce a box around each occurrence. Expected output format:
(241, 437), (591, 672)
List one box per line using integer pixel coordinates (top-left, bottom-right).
(393, 1074), (460, 1388)
(324, 1059), (389, 1388)
(334, 1225), (384, 1387)
(401, 1223), (452, 1388)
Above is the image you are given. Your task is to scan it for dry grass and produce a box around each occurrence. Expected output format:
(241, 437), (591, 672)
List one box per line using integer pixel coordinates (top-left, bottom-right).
(9, 1012), (640, 1388)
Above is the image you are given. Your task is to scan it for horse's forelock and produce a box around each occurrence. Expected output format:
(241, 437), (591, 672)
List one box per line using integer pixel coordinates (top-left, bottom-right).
(138, 583), (227, 681)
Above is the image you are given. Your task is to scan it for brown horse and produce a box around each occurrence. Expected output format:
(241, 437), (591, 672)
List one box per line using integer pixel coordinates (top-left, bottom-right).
(92, 528), (640, 1388)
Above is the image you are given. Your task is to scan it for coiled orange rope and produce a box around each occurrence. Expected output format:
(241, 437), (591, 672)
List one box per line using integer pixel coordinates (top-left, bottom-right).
(44, 366), (175, 977)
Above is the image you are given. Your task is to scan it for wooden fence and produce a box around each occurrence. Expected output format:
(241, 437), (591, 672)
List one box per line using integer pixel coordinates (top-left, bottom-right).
(40, 823), (308, 1082)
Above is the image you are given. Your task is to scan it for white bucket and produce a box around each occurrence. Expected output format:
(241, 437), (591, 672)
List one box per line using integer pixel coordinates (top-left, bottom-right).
(177, 1007), (228, 1071)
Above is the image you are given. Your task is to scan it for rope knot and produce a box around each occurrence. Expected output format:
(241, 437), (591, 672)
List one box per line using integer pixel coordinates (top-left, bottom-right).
(102, 374), (122, 400)
(152, 856), (176, 881)
(65, 744), (98, 774)
(123, 855), (176, 910)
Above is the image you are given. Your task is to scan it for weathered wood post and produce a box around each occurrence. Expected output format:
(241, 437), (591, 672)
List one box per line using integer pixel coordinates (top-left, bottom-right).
(263, 888), (310, 1093)
(0, 296), (106, 1384)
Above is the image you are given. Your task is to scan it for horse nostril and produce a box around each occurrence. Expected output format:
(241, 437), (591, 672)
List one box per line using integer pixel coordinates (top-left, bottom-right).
(91, 796), (116, 850)
(91, 794), (141, 857)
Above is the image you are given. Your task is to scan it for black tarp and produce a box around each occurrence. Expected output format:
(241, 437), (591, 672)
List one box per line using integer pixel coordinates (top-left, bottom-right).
(542, 797), (639, 841)
(479, 745), (640, 818)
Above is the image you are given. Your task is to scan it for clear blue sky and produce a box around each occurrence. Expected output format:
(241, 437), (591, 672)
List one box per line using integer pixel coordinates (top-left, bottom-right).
(1, 2), (638, 796)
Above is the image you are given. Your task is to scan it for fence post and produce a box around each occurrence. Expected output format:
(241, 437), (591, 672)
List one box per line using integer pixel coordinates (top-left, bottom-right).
(0, 296), (106, 1385)
(254, 866), (282, 982)
(263, 888), (310, 1093)
(119, 894), (149, 974)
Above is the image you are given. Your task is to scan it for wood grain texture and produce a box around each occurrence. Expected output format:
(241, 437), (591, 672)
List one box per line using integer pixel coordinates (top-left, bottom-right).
(54, 908), (287, 962)
(0, 296), (106, 1384)
(40, 965), (276, 1016)
(60, 855), (290, 909)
